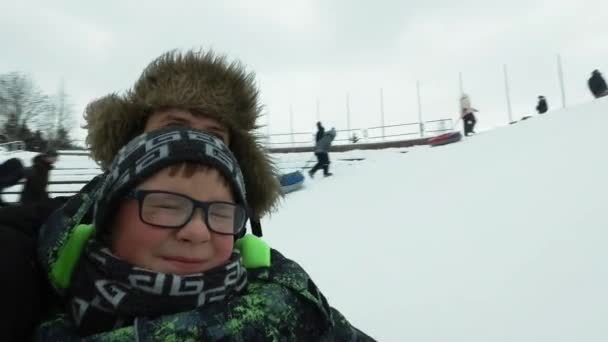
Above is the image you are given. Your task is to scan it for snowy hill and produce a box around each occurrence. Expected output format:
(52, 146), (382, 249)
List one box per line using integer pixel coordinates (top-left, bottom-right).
(262, 97), (608, 341)
(0, 98), (606, 341)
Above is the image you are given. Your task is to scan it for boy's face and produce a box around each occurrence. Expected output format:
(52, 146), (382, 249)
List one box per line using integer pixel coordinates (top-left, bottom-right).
(145, 109), (230, 144)
(111, 167), (235, 275)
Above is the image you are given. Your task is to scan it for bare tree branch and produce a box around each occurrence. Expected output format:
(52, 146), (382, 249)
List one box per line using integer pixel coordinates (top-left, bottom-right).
(0, 72), (53, 139)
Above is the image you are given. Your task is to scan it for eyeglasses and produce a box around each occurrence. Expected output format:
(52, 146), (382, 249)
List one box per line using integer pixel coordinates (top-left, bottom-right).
(125, 190), (248, 236)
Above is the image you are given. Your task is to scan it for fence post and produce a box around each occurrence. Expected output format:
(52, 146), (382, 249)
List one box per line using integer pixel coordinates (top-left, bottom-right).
(346, 92), (351, 135)
(459, 72), (464, 94)
(557, 54), (567, 108)
(503, 64), (514, 123)
(289, 106), (294, 145)
(316, 98), (321, 122)
(416, 81), (424, 137)
(380, 88), (385, 140)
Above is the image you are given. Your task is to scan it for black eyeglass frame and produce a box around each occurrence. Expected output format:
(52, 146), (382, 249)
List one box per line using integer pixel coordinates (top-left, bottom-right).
(125, 189), (248, 236)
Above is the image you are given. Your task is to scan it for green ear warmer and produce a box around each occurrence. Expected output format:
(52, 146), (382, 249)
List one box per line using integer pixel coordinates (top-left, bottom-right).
(234, 234), (272, 269)
(50, 224), (96, 289)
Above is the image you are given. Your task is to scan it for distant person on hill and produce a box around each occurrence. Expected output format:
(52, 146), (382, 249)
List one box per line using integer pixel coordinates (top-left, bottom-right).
(588, 69), (608, 99)
(315, 121), (325, 142)
(0, 158), (25, 206)
(309, 127), (336, 178)
(536, 95), (548, 114)
(459, 93), (478, 136)
(19, 150), (58, 205)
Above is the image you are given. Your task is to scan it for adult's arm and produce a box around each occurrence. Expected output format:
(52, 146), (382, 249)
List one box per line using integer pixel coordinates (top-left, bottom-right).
(0, 198), (67, 238)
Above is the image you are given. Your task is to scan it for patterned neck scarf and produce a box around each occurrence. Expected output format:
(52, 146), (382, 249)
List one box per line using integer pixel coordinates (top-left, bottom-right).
(68, 239), (248, 336)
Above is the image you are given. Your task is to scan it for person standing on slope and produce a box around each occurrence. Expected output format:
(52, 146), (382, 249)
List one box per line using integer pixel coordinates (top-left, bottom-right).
(460, 93), (478, 136)
(536, 95), (548, 114)
(588, 69), (608, 99)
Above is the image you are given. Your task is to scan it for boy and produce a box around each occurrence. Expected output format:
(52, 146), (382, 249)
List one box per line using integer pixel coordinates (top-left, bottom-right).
(0, 50), (281, 339)
(36, 127), (374, 340)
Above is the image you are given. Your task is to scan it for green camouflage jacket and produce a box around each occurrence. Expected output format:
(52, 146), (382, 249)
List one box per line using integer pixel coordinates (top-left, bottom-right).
(37, 248), (374, 341)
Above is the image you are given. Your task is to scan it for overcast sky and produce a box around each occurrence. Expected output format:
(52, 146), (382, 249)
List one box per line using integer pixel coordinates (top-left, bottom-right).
(1, 0), (607, 144)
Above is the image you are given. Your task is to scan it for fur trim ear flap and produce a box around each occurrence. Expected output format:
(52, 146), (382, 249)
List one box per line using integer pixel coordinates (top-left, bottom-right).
(84, 94), (146, 170)
(229, 129), (282, 217)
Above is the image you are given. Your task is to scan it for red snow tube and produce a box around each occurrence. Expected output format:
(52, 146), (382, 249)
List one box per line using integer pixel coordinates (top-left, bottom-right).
(428, 131), (462, 147)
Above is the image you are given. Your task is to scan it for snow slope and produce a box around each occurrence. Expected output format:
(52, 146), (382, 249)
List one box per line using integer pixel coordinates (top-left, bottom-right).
(262, 98), (608, 341)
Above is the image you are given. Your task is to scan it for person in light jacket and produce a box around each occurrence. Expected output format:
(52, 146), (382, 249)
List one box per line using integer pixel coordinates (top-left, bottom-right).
(309, 127), (336, 178)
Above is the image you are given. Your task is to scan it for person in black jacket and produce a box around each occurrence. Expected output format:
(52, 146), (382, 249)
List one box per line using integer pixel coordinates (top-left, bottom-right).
(536, 95), (548, 114)
(0, 152), (59, 339)
(0, 198), (65, 341)
(588, 69), (608, 98)
(0, 224), (43, 341)
(19, 150), (58, 205)
(315, 121), (325, 142)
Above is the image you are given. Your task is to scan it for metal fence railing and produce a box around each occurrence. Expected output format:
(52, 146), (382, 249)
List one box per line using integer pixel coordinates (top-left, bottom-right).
(0, 140), (26, 153)
(1, 179), (90, 197)
(264, 118), (454, 148)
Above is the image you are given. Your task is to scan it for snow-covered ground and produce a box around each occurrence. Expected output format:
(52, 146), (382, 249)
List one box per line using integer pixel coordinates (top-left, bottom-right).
(1, 98), (607, 341)
(262, 98), (608, 341)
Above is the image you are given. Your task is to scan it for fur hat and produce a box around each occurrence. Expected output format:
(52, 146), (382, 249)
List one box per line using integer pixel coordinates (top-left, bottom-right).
(84, 49), (281, 218)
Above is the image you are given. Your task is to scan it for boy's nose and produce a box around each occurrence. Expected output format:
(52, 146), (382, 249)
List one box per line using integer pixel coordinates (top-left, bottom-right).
(175, 209), (211, 243)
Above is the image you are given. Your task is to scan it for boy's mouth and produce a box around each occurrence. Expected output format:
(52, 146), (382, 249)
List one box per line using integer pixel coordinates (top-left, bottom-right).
(162, 256), (205, 264)
(161, 256), (207, 273)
